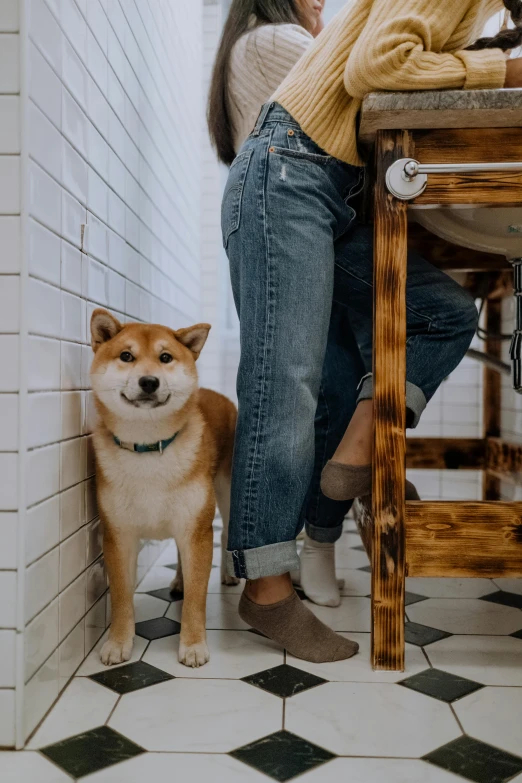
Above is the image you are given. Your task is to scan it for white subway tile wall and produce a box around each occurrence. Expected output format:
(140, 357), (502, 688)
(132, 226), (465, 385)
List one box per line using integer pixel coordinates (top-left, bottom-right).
(0, 0), (204, 747)
(0, 0), (20, 746)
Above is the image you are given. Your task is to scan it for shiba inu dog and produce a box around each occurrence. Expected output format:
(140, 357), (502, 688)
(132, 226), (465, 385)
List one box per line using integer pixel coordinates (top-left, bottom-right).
(90, 309), (238, 668)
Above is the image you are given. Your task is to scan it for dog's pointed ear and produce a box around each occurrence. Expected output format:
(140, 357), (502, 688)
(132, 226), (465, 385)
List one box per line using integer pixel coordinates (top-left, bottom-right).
(91, 309), (123, 352)
(175, 323), (211, 360)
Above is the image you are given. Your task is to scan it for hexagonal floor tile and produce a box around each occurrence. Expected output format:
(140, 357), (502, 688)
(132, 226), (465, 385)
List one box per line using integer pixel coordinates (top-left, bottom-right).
(81, 752), (269, 782)
(0, 751), (72, 783)
(27, 678), (118, 749)
(287, 633), (427, 683)
(424, 735), (522, 783)
(108, 678), (282, 752)
(337, 569), (371, 597)
(136, 566), (180, 593)
(41, 726), (144, 779)
(305, 597), (371, 632)
(400, 669), (483, 703)
(336, 548), (369, 570)
(293, 757), (467, 782)
(134, 617), (180, 640)
(407, 598), (522, 635)
(481, 591), (522, 609)
(285, 682), (460, 757)
(453, 687), (522, 757)
(90, 661), (173, 694)
(242, 664), (327, 698)
(142, 630), (283, 678)
(230, 730), (334, 782)
(405, 622), (452, 647)
(492, 578), (522, 596)
(406, 578), (496, 599)
(425, 635), (522, 686)
(166, 594), (249, 630)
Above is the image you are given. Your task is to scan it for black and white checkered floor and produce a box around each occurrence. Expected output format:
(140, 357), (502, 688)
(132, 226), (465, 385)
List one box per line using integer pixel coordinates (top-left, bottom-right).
(4, 517), (522, 783)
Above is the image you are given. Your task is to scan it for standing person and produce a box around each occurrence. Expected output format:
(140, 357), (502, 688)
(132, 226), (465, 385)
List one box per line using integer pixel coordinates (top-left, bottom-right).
(216, 0), (522, 664)
(209, 0), (354, 611)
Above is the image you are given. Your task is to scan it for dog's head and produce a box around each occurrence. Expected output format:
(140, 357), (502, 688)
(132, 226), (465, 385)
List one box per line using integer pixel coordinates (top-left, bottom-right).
(90, 309), (210, 420)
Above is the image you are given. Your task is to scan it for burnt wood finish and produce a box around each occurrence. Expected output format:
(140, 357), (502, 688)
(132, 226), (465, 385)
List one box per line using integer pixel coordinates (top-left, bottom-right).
(368, 125), (521, 672)
(412, 171), (522, 207)
(372, 130), (411, 672)
(405, 502), (522, 577)
(487, 438), (522, 486)
(484, 294), (502, 500)
(413, 128), (522, 165)
(406, 438), (485, 471)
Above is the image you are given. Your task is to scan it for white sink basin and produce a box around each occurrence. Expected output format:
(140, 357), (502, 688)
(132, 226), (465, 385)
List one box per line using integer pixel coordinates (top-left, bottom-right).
(414, 207), (522, 261)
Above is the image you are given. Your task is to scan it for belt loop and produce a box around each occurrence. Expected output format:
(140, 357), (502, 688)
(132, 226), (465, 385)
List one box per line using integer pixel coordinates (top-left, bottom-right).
(252, 101), (274, 137)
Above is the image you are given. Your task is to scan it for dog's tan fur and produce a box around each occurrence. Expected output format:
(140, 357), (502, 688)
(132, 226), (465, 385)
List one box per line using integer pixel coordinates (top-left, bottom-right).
(90, 309), (237, 668)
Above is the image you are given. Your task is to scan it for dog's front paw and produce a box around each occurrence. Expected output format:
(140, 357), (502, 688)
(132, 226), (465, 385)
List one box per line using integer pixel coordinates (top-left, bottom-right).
(221, 573), (240, 586)
(178, 640), (210, 668)
(100, 637), (134, 666)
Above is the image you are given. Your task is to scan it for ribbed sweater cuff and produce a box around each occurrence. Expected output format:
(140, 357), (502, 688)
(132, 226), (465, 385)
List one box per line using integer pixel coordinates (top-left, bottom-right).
(456, 48), (507, 91)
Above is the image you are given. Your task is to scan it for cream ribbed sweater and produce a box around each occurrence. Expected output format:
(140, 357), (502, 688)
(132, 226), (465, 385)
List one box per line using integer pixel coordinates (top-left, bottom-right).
(228, 23), (313, 153)
(273, 0), (507, 166)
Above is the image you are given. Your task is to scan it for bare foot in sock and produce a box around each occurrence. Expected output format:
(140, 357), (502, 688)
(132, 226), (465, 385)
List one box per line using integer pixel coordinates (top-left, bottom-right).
(239, 588), (358, 663)
(300, 534), (341, 607)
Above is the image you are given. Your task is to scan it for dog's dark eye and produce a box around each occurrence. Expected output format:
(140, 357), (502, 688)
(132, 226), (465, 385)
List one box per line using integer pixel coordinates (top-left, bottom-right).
(159, 353), (173, 364)
(120, 351), (134, 363)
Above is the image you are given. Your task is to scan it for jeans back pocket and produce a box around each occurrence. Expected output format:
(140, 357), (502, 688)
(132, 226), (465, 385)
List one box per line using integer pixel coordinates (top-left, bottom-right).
(221, 149), (253, 248)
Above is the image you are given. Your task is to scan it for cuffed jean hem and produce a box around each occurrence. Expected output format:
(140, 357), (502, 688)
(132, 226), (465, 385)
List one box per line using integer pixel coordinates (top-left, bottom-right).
(305, 520), (344, 544)
(226, 540), (300, 580)
(356, 373), (427, 428)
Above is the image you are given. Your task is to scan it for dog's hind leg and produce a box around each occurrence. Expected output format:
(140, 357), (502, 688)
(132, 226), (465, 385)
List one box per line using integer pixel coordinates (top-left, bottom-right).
(214, 470), (240, 586)
(169, 552), (184, 595)
(101, 527), (138, 666)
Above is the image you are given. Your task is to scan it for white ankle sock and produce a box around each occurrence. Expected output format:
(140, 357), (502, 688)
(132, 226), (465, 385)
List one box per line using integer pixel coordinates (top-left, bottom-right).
(300, 533), (341, 607)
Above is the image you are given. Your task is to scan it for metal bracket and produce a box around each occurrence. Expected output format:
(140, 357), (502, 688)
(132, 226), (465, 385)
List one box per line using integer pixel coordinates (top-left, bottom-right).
(385, 158), (522, 201)
(385, 158), (428, 200)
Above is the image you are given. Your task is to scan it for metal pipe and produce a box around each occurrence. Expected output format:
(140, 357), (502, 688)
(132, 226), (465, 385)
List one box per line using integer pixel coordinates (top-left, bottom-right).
(404, 160), (522, 179)
(510, 258), (522, 394)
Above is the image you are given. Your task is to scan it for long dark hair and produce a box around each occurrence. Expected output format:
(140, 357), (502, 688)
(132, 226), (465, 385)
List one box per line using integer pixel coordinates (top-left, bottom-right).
(467, 0), (522, 50)
(207, 0), (303, 166)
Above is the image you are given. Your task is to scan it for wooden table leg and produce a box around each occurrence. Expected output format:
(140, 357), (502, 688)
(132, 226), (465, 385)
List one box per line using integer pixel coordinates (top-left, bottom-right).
(371, 130), (411, 671)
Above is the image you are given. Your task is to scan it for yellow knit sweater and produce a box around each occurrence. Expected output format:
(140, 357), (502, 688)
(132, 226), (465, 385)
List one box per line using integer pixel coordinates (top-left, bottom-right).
(273, 0), (507, 166)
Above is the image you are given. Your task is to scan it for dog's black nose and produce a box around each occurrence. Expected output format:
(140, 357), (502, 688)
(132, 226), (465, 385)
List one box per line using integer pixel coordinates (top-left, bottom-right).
(139, 376), (160, 394)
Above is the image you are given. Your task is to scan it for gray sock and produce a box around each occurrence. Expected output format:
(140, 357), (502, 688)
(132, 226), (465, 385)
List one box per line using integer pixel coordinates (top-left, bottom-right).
(239, 591), (359, 663)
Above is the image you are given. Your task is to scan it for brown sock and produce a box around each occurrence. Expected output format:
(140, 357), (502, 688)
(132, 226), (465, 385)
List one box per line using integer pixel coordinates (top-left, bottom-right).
(320, 462), (371, 501)
(321, 461), (421, 502)
(239, 591), (359, 663)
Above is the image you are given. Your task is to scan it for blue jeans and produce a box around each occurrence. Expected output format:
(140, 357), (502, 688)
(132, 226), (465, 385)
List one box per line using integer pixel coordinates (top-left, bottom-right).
(222, 103), (478, 580)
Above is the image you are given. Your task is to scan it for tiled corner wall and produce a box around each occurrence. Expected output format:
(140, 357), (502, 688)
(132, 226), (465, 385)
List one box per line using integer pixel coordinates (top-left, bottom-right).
(0, 0), (204, 748)
(0, 0), (21, 752)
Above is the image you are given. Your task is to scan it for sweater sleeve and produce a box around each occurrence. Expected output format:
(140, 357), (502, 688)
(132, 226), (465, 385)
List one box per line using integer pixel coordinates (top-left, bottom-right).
(344, 0), (507, 99)
(251, 24), (314, 93)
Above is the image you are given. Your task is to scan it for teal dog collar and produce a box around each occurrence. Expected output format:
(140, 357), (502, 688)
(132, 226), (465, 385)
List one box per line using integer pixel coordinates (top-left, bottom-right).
(113, 432), (178, 454)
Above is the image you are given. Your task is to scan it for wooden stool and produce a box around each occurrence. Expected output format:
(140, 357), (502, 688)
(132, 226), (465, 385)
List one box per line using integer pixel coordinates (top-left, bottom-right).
(358, 99), (522, 671)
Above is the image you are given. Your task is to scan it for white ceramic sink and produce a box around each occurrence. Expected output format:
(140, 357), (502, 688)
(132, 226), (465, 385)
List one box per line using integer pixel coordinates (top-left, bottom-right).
(414, 206), (522, 261)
